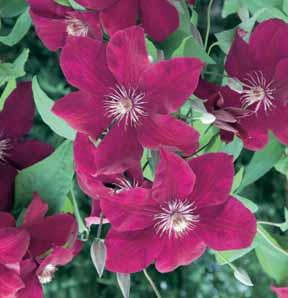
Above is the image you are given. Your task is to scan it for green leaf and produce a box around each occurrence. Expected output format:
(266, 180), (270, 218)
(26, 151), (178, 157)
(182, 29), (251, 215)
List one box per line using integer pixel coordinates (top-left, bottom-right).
(215, 28), (236, 54)
(32, 76), (76, 140)
(0, 79), (16, 111)
(0, 0), (27, 17)
(172, 36), (215, 64)
(214, 247), (254, 265)
(231, 167), (244, 193)
(54, 0), (70, 7)
(239, 135), (284, 191)
(283, 1), (288, 15)
(145, 39), (157, 62)
(279, 208), (288, 232)
(222, 0), (243, 17)
(0, 9), (31, 46)
(221, 137), (243, 161)
(15, 141), (74, 212)
(0, 48), (29, 87)
(255, 226), (288, 284)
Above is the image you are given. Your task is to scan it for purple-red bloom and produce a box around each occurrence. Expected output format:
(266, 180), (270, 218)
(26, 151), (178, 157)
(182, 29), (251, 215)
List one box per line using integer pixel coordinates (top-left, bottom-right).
(101, 150), (257, 273)
(0, 83), (53, 211)
(75, 0), (179, 41)
(15, 194), (81, 297)
(53, 26), (203, 175)
(28, 0), (102, 51)
(272, 286), (288, 298)
(0, 212), (30, 297)
(210, 19), (288, 150)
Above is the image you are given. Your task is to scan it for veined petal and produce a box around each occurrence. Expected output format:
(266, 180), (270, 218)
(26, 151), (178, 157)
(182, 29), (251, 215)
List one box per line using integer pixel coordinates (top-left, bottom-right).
(76, 0), (118, 10)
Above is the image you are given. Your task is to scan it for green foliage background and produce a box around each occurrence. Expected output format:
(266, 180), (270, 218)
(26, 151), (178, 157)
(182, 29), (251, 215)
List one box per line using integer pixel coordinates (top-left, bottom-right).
(1, 0), (288, 297)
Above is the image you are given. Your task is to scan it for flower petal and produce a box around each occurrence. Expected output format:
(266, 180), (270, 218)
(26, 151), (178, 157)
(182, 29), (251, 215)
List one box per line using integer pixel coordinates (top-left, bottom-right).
(53, 91), (108, 139)
(188, 153), (234, 208)
(0, 263), (25, 298)
(140, 0), (179, 41)
(101, 187), (154, 232)
(76, 0), (118, 10)
(27, 0), (71, 16)
(0, 228), (30, 264)
(0, 212), (15, 229)
(152, 150), (196, 203)
(271, 285), (288, 298)
(8, 140), (53, 170)
(197, 197), (256, 250)
(101, 0), (138, 38)
(105, 228), (162, 273)
(93, 124), (143, 176)
(0, 82), (34, 138)
(137, 114), (199, 156)
(107, 26), (149, 88)
(155, 233), (205, 273)
(60, 37), (115, 94)
(0, 164), (17, 212)
(139, 57), (203, 113)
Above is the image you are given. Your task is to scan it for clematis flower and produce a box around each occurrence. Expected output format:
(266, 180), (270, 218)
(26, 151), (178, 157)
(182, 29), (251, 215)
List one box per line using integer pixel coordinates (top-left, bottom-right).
(53, 26), (203, 175)
(100, 150), (257, 273)
(0, 83), (53, 211)
(75, 0), (179, 41)
(0, 211), (30, 297)
(221, 19), (288, 150)
(15, 194), (81, 297)
(27, 0), (102, 51)
(272, 286), (288, 298)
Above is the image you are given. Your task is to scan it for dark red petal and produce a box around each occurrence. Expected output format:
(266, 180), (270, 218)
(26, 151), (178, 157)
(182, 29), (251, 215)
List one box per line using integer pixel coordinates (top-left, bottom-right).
(76, 0), (118, 10)
(197, 197), (256, 250)
(107, 26), (149, 88)
(60, 37), (115, 94)
(0, 82), (34, 138)
(188, 153), (234, 208)
(23, 194), (48, 226)
(8, 140), (53, 170)
(101, 0), (138, 38)
(105, 228), (162, 273)
(0, 164), (17, 211)
(152, 150), (196, 203)
(101, 187), (155, 232)
(53, 91), (108, 139)
(137, 114), (199, 156)
(155, 233), (205, 273)
(140, 0), (179, 41)
(27, 0), (71, 16)
(0, 212), (15, 228)
(139, 57), (203, 113)
(0, 264), (25, 297)
(0, 228), (30, 264)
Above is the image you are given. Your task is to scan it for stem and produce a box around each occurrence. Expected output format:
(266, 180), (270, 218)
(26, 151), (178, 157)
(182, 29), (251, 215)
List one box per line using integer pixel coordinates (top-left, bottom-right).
(204, 0), (214, 51)
(70, 189), (89, 241)
(143, 269), (162, 298)
(207, 41), (219, 56)
(257, 221), (282, 228)
(216, 253), (237, 271)
(96, 212), (104, 239)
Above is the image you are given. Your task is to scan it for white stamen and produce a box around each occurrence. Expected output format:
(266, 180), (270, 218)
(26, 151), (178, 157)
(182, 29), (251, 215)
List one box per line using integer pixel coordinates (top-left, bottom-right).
(38, 264), (57, 284)
(0, 138), (12, 163)
(114, 178), (139, 193)
(104, 85), (147, 127)
(240, 71), (276, 113)
(66, 17), (89, 37)
(154, 199), (200, 238)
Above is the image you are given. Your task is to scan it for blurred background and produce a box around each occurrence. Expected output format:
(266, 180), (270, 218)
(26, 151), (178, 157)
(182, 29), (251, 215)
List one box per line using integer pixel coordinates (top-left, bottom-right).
(0, 0), (287, 297)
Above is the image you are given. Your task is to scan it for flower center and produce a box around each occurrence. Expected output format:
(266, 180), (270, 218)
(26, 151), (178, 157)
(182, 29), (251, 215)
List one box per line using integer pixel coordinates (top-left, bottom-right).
(38, 264), (57, 284)
(104, 85), (146, 127)
(66, 17), (89, 37)
(154, 200), (199, 238)
(0, 138), (12, 163)
(240, 71), (276, 113)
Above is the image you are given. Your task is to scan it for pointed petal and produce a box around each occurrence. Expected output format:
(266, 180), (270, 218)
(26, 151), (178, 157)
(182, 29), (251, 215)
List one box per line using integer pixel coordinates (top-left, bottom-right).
(27, 0), (71, 16)
(107, 26), (149, 88)
(137, 114), (199, 156)
(23, 194), (48, 226)
(139, 58), (203, 113)
(76, 0), (118, 10)
(197, 197), (256, 250)
(0, 212), (15, 228)
(53, 91), (108, 139)
(140, 0), (179, 41)
(188, 153), (234, 208)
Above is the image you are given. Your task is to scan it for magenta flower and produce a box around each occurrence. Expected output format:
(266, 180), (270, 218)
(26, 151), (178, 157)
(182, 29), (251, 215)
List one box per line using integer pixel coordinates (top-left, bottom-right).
(53, 26), (203, 175)
(0, 83), (53, 211)
(222, 19), (288, 150)
(0, 211), (30, 297)
(28, 0), (102, 51)
(15, 194), (81, 297)
(75, 0), (179, 41)
(272, 286), (288, 298)
(101, 150), (256, 273)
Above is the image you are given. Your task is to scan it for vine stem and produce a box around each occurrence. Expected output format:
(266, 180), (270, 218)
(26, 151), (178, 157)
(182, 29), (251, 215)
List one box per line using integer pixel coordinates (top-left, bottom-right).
(257, 221), (282, 228)
(143, 269), (162, 298)
(204, 0), (214, 51)
(96, 212), (104, 239)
